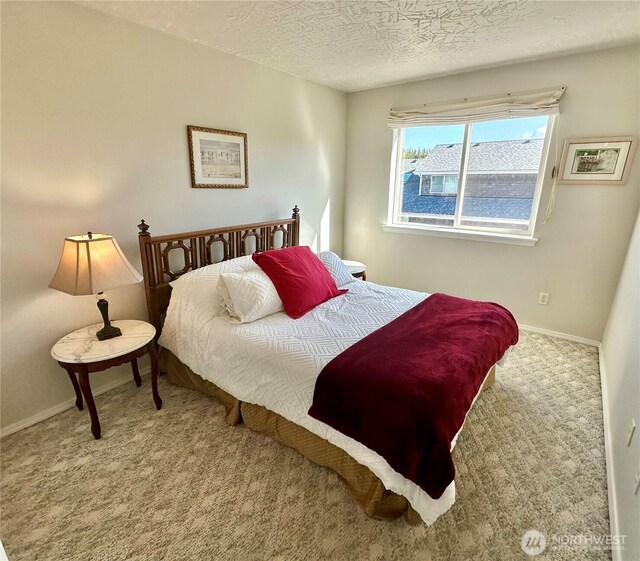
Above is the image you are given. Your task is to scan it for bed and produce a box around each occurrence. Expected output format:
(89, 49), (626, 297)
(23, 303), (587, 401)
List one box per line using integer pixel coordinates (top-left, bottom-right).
(137, 207), (512, 525)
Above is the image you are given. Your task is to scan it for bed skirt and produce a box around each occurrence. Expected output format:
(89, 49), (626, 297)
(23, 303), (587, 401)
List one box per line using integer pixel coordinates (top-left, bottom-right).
(159, 347), (495, 525)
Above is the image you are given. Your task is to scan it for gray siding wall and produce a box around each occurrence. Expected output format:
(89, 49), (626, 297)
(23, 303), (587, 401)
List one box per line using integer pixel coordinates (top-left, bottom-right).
(421, 173), (537, 198)
(466, 173), (537, 198)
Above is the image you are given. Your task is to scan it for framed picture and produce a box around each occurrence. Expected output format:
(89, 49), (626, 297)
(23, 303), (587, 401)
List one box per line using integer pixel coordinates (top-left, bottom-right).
(558, 136), (637, 185)
(187, 126), (248, 188)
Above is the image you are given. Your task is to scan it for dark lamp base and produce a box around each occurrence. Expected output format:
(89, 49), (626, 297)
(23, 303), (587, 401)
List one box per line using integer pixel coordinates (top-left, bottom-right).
(96, 324), (122, 341)
(95, 294), (122, 341)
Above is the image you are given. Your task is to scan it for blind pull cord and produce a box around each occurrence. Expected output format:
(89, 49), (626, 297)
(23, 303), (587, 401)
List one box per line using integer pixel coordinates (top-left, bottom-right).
(543, 115), (560, 224)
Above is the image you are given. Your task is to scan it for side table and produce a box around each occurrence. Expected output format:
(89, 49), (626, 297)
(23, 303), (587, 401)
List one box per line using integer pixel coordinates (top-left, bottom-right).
(342, 259), (367, 281)
(51, 320), (162, 439)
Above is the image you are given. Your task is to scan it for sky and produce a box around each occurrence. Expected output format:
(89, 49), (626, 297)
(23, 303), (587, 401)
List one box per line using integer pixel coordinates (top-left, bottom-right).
(403, 116), (548, 151)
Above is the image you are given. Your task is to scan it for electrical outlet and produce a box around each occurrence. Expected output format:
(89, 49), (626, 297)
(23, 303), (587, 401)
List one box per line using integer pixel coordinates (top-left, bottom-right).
(627, 419), (636, 447)
(538, 292), (549, 305)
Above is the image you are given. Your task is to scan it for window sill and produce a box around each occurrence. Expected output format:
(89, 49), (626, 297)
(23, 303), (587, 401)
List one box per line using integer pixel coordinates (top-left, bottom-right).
(381, 223), (538, 246)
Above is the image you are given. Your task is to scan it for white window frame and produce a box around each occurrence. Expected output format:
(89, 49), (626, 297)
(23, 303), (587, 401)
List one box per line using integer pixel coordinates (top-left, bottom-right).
(386, 116), (555, 243)
(418, 174), (428, 195)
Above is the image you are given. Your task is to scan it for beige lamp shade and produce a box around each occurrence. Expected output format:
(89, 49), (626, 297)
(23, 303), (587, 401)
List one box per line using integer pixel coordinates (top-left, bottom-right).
(49, 233), (143, 296)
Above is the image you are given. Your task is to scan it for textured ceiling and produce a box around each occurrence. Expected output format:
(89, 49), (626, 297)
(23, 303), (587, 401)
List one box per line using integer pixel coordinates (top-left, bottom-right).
(82, 1), (640, 92)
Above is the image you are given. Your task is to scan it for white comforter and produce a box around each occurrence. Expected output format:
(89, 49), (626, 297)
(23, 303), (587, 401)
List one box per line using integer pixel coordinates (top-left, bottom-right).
(160, 279), (486, 524)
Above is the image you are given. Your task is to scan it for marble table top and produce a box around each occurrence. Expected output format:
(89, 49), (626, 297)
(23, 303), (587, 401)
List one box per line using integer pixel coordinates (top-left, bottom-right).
(51, 320), (155, 364)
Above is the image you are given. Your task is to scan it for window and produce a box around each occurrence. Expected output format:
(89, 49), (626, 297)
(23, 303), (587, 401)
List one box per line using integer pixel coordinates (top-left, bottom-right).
(386, 87), (565, 241)
(390, 116), (554, 235)
(427, 175), (458, 194)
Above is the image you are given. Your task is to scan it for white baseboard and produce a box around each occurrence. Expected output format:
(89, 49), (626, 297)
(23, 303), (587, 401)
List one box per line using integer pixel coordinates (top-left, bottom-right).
(0, 367), (151, 439)
(598, 347), (621, 561)
(519, 324), (601, 347)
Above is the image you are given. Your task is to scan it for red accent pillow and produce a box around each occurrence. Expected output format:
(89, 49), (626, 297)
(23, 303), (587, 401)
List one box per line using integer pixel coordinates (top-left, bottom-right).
(252, 246), (347, 319)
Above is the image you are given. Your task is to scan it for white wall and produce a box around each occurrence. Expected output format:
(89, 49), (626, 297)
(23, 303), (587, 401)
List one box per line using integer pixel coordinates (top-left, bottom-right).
(344, 45), (639, 342)
(601, 208), (640, 561)
(0, 2), (347, 431)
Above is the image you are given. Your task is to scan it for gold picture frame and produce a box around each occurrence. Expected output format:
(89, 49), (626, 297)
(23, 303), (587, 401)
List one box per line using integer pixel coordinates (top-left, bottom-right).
(187, 125), (248, 189)
(557, 136), (637, 185)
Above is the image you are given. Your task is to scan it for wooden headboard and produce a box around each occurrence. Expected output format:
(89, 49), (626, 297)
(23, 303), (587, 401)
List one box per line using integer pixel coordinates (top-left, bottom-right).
(137, 206), (300, 337)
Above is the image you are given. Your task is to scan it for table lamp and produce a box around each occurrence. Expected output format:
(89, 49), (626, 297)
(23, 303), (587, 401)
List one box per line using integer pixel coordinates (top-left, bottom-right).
(49, 232), (143, 341)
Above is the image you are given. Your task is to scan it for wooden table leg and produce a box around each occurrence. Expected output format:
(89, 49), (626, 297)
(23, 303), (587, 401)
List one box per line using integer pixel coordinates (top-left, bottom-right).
(131, 358), (142, 387)
(63, 366), (83, 410)
(147, 342), (162, 410)
(78, 366), (101, 439)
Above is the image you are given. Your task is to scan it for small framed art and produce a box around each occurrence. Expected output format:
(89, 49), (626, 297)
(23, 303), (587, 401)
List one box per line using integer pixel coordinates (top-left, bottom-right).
(557, 136), (637, 185)
(187, 126), (248, 188)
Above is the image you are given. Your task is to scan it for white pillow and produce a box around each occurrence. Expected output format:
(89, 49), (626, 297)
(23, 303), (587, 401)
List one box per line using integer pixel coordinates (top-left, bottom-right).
(167, 255), (258, 318)
(318, 251), (356, 288)
(217, 269), (284, 323)
(159, 255), (260, 355)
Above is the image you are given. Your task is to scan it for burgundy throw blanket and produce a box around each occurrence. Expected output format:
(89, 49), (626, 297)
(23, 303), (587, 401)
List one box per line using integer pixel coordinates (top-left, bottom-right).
(308, 293), (519, 499)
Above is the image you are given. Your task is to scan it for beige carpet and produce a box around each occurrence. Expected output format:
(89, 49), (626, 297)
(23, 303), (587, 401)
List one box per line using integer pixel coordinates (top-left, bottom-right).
(1, 331), (611, 561)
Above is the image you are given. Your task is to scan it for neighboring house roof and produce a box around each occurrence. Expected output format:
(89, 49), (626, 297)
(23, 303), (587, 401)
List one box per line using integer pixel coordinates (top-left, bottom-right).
(414, 138), (544, 174)
(401, 173), (531, 220)
(402, 193), (533, 220)
(402, 158), (420, 174)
